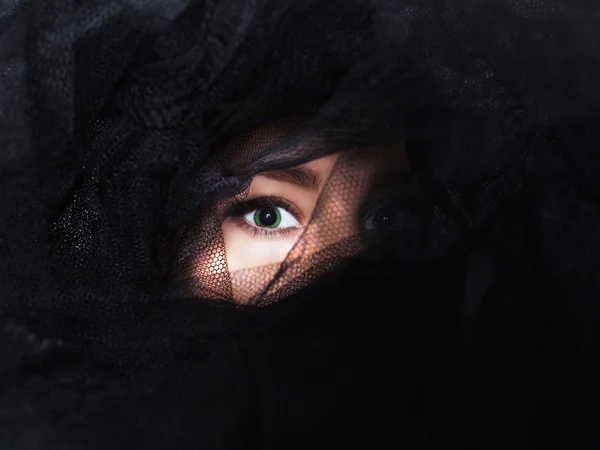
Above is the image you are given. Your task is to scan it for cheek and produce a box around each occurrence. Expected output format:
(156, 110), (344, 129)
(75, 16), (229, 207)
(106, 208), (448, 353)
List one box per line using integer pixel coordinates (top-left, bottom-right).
(221, 219), (300, 271)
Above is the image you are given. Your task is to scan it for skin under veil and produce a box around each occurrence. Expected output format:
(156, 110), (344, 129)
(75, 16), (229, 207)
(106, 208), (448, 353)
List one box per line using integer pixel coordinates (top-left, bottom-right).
(194, 144), (408, 303)
(222, 154), (339, 272)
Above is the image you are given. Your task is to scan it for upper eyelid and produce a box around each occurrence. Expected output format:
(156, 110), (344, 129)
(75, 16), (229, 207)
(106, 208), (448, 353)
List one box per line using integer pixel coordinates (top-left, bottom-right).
(229, 196), (304, 222)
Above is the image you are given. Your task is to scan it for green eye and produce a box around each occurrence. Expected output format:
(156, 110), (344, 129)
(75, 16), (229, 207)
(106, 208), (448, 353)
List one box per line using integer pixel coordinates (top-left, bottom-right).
(243, 203), (301, 231)
(253, 207), (282, 228)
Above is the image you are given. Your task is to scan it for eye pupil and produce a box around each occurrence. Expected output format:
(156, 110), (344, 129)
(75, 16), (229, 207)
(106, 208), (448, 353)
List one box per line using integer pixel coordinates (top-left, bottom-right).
(254, 207), (281, 228)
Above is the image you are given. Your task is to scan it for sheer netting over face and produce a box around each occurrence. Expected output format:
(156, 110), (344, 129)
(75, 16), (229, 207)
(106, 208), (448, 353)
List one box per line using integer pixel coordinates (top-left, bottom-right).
(168, 118), (411, 305)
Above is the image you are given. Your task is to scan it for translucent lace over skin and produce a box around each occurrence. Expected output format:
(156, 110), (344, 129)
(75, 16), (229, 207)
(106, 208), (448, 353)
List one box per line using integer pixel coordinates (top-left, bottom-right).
(168, 114), (411, 305)
(1, 0), (599, 449)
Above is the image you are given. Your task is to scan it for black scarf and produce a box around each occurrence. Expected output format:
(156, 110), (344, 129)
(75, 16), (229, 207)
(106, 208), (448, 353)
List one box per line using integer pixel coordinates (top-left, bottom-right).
(0, 0), (598, 448)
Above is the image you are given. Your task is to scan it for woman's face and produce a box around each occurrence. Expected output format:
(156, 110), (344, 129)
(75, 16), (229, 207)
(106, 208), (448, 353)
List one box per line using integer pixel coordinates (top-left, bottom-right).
(191, 145), (408, 303)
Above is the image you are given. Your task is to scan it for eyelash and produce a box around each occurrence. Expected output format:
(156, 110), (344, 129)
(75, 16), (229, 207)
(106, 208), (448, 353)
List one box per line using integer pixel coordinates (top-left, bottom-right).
(226, 196), (303, 238)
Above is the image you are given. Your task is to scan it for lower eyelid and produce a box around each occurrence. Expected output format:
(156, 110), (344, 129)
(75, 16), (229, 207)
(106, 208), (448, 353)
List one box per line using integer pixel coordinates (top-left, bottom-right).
(227, 216), (303, 238)
(244, 224), (302, 239)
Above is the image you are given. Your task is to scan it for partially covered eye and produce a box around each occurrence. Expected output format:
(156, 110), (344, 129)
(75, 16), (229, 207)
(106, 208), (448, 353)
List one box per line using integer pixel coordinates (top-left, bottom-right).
(244, 207), (300, 229)
(363, 203), (402, 233)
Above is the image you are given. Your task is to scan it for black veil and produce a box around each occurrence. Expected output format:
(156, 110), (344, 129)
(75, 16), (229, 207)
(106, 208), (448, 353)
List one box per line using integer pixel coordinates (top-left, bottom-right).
(0, 0), (599, 448)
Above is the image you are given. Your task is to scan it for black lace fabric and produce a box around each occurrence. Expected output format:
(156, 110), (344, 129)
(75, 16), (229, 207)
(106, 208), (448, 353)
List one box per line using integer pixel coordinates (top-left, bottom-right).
(0, 0), (599, 448)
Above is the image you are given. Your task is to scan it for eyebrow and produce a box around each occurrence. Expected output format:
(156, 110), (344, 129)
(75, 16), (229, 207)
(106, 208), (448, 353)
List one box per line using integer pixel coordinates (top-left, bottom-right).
(258, 166), (323, 192)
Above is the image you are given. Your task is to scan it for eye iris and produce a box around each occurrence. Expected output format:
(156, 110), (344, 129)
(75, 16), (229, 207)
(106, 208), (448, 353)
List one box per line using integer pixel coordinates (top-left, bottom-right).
(254, 207), (281, 228)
